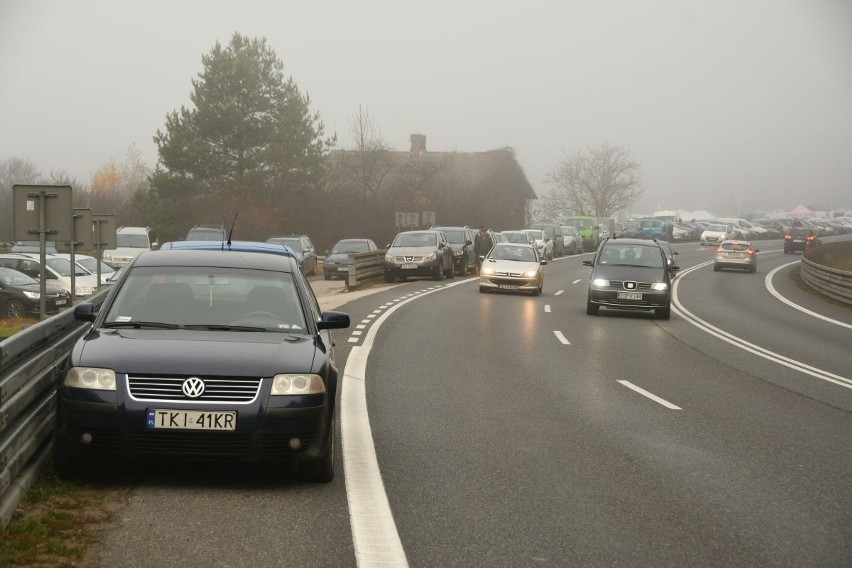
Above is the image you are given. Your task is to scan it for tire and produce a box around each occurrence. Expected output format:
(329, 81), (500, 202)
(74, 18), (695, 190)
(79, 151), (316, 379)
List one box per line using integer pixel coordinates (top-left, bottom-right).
(713, 264), (721, 272)
(383, 271), (395, 283)
(4, 299), (26, 318)
(586, 298), (599, 315)
(533, 280), (542, 296)
(456, 256), (467, 276)
(656, 305), (671, 320)
(434, 264), (444, 281)
(479, 286), (487, 293)
(299, 423), (334, 483)
(446, 259), (455, 279)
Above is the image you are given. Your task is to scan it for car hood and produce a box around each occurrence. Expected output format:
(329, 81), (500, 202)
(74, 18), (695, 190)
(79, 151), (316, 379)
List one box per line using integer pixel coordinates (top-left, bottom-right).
(75, 329), (318, 376)
(592, 265), (667, 283)
(325, 252), (352, 263)
(103, 247), (147, 258)
(387, 246), (439, 256)
(481, 258), (540, 273)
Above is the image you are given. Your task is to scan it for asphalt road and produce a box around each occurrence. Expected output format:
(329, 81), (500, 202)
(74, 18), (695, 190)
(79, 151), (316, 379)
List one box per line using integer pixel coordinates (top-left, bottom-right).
(90, 240), (852, 567)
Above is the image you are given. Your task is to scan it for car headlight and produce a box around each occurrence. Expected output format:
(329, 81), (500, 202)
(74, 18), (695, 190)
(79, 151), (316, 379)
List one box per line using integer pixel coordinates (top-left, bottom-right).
(385, 253), (394, 262)
(65, 367), (116, 390)
(591, 278), (609, 288)
(76, 286), (95, 295)
(23, 290), (40, 299)
(454, 250), (463, 256)
(424, 252), (437, 261)
(271, 374), (326, 395)
(524, 270), (539, 277)
(481, 266), (495, 275)
(651, 282), (668, 291)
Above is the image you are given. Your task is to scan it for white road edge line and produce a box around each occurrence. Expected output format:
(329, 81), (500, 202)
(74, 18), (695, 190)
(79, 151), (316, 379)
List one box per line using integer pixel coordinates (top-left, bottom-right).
(553, 330), (571, 345)
(766, 262), (852, 330)
(618, 380), (682, 410)
(554, 290), (564, 296)
(341, 278), (471, 567)
(673, 261), (852, 390)
(544, 305), (551, 313)
(572, 279), (581, 284)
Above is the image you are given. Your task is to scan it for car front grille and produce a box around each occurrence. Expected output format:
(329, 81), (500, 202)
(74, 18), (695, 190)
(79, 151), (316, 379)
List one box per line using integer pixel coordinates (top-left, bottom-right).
(128, 431), (315, 460)
(127, 376), (262, 403)
(609, 281), (652, 289)
(394, 256), (424, 262)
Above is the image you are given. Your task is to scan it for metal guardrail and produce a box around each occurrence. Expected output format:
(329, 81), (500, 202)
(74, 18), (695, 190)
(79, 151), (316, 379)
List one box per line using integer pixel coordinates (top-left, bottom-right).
(319, 250), (387, 289)
(801, 240), (852, 305)
(0, 292), (107, 528)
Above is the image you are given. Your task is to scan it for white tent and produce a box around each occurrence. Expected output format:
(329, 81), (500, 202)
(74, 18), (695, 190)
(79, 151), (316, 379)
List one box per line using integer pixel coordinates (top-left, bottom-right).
(787, 204), (814, 218)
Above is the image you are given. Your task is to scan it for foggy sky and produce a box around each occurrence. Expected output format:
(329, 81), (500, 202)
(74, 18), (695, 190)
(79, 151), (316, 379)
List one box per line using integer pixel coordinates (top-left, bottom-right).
(1, 0), (850, 218)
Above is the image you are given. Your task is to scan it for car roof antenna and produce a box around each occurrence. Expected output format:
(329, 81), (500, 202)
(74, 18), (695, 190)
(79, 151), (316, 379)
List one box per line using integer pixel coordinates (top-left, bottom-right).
(225, 213), (237, 250)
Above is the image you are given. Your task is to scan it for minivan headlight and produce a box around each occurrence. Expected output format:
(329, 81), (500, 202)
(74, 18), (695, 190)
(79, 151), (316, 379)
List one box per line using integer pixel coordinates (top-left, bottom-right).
(65, 367), (116, 390)
(271, 374), (325, 395)
(651, 282), (668, 291)
(591, 278), (609, 288)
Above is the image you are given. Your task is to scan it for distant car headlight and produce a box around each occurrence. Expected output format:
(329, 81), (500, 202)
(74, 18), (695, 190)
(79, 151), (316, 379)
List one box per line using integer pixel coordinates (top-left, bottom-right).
(481, 266), (495, 275)
(591, 278), (609, 288)
(454, 250), (463, 256)
(424, 252), (437, 261)
(65, 367), (116, 390)
(651, 282), (668, 291)
(76, 286), (95, 296)
(271, 374), (326, 395)
(23, 290), (40, 299)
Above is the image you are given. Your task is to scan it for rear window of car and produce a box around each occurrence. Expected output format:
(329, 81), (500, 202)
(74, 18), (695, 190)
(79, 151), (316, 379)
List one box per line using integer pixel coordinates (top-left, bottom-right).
(720, 243), (750, 251)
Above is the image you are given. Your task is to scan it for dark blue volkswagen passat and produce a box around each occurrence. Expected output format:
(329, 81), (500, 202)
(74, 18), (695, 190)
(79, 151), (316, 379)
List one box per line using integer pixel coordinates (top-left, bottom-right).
(54, 242), (349, 481)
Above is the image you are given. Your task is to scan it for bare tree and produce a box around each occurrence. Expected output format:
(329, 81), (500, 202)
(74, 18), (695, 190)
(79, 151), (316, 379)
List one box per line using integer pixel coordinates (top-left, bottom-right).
(344, 104), (393, 198)
(545, 143), (643, 219)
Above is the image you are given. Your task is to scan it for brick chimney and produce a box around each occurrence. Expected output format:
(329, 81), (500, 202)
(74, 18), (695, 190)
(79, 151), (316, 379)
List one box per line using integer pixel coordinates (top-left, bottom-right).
(410, 133), (426, 156)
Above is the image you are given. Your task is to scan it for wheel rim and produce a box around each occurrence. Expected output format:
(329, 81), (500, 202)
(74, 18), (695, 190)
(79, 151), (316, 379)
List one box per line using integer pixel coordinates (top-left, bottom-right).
(7, 301), (25, 318)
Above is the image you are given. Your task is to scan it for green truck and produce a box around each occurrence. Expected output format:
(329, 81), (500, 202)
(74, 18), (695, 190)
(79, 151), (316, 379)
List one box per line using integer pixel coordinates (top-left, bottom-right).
(560, 216), (614, 250)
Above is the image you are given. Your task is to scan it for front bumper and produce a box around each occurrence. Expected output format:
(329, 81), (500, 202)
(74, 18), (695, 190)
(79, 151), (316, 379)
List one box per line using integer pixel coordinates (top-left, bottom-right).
(587, 287), (670, 310)
(479, 273), (541, 292)
(56, 379), (333, 463)
(384, 258), (442, 277)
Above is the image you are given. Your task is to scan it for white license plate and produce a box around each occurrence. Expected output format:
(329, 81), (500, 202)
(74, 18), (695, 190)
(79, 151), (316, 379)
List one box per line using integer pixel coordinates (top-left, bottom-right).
(337, 267), (348, 272)
(147, 409), (236, 431)
(402, 263), (417, 269)
(55, 299), (66, 305)
(617, 292), (642, 300)
(499, 284), (519, 290)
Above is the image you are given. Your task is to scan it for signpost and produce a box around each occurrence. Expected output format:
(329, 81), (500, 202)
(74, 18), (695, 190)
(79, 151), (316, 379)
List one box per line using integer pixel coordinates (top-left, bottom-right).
(12, 185), (73, 318)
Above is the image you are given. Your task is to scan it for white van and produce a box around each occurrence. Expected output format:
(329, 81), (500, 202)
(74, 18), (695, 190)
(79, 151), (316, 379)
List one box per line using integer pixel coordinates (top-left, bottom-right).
(715, 218), (768, 239)
(0, 252), (98, 297)
(102, 226), (158, 267)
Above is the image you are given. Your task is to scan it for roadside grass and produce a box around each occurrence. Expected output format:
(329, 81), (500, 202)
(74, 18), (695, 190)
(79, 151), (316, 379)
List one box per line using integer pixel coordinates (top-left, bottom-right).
(0, 472), (129, 567)
(0, 317), (39, 339)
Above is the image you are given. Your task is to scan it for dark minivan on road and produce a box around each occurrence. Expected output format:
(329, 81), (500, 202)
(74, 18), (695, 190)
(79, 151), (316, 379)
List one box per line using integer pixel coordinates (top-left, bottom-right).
(54, 242), (350, 482)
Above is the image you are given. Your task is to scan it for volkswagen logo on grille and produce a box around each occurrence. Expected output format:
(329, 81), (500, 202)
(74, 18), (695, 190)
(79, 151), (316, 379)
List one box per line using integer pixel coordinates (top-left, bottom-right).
(182, 377), (206, 398)
(624, 281), (637, 290)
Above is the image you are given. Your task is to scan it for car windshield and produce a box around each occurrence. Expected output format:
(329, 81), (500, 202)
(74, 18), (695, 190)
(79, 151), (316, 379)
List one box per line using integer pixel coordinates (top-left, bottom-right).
(331, 241), (370, 254)
(721, 243), (750, 251)
(598, 245), (664, 268)
(706, 224), (728, 232)
(0, 268), (38, 286)
(45, 257), (88, 277)
(489, 245), (537, 262)
(436, 229), (465, 244)
(524, 229), (544, 240)
(77, 257), (114, 274)
(117, 234), (150, 248)
(187, 229), (224, 240)
(269, 238), (302, 251)
(393, 233), (436, 247)
(103, 266), (307, 332)
(503, 232), (529, 243)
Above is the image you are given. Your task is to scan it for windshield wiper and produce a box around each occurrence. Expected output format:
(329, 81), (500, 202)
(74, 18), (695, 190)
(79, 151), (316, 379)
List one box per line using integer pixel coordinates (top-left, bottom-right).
(102, 321), (182, 329)
(183, 324), (268, 332)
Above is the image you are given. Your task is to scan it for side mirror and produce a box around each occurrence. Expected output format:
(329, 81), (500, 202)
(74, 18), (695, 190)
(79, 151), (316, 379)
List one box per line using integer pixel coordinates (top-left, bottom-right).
(465, 240), (472, 246)
(540, 260), (548, 265)
(582, 260), (593, 266)
(74, 303), (96, 322)
(318, 310), (350, 330)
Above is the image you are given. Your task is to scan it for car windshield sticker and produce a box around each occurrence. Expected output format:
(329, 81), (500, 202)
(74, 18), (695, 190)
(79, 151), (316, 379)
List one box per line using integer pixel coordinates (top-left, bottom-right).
(115, 316), (133, 322)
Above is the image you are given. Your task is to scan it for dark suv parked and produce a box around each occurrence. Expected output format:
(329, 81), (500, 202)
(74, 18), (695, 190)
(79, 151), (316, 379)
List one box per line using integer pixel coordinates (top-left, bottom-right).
(54, 241), (350, 482)
(583, 238), (679, 319)
(430, 226), (476, 275)
(383, 230), (455, 282)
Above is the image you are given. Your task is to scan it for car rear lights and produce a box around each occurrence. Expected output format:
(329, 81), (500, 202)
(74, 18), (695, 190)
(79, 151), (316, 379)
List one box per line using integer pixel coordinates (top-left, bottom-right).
(784, 234), (793, 241)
